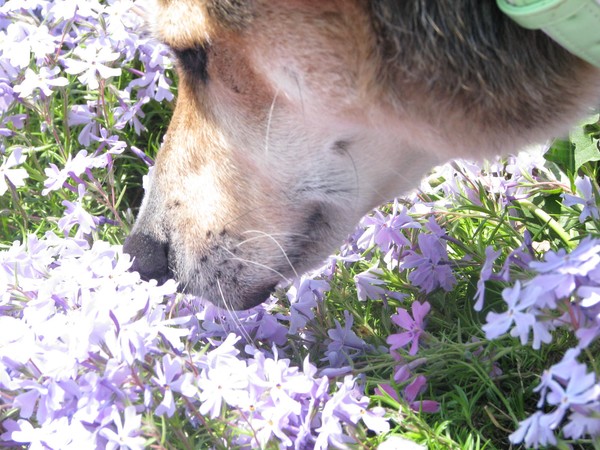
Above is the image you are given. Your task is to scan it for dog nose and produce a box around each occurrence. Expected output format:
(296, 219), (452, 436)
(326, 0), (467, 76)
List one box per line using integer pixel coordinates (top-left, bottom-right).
(123, 232), (171, 284)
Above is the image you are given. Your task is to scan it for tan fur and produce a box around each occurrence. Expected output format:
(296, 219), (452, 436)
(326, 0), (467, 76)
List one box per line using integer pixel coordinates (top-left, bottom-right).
(125, 0), (600, 310)
(151, 0), (212, 49)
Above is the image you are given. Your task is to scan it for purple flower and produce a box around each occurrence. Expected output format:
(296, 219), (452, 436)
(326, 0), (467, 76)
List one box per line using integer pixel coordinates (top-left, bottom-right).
(324, 310), (372, 367)
(3, 22), (57, 68)
(354, 267), (405, 302)
(562, 176), (600, 223)
(63, 44), (122, 90)
(482, 281), (552, 349)
(252, 310), (289, 345)
(2, 419), (49, 449)
(253, 405), (294, 448)
(401, 234), (456, 293)
(287, 276), (330, 334)
(47, 0), (102, 22)
(152, 355), (196, 417)
(0, 147), (28, 195)
(58, 184), (100, 238)
(127, 68), (174, 103)
(392, 357), (427, 383)
(474, 246), (502, 311)
(257, 353), (313, 409)
(329, 376), (389, 432)
(43, 150), (107, 194)
(316, 376), (389, 449)
(91, 128), (127, 155)
(13, 66), (68, 99)
(67, 103), (100, 146)
(99, 406), (146, 450)
(403, 375), (440, 413)
(0, 80), (15, 113)
(129, 145), (154, 167)
(387, 301), (430, 355)
(197, 358), (248, 418)
(375, 383), (400, 402)
(563, 409), (600, 439)
(114, 99), (147, 135)
(357, 201), (419, 252)
(530, 237), (600, 278)
(544, 362), (600, 427)
(509, 411), (557, 448)
(576, 321), (600, 350)
(376, 378), (439, 413)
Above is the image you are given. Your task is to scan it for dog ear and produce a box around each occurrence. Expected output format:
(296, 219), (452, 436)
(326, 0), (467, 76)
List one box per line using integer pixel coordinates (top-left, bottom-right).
(150, 0), (212, 50)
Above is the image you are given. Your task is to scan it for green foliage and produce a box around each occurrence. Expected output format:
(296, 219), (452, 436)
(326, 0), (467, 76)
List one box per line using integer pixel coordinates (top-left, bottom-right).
(544, 116), (600, 186)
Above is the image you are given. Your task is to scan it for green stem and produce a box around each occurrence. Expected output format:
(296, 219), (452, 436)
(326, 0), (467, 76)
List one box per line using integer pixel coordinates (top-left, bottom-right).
(513, 199), (573, 248)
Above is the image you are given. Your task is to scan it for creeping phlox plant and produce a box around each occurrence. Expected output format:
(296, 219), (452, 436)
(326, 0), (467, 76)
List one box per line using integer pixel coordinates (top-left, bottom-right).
(2, 0), (600, 449)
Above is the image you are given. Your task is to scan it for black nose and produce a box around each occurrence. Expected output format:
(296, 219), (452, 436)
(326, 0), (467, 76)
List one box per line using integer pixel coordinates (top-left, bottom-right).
(123, 232), (172, 284)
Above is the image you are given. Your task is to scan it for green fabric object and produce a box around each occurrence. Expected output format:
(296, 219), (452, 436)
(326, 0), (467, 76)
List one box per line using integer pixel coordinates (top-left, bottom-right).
(497, 0), (600, 68)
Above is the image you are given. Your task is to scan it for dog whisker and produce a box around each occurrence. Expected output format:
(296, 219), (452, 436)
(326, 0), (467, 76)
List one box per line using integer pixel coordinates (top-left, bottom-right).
(237, 230), (300, 278)
(264, 88), (280, 157)
(219, 246), (292, 283)
(216, 278), (254, 345)
(238, 230), (307, 243)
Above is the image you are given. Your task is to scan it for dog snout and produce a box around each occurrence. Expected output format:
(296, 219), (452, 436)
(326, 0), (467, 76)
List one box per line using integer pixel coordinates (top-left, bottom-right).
(123, 232), (172, 285)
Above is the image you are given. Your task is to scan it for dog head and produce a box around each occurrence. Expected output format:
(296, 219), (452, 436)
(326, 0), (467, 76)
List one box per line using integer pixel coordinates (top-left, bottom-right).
(124, 0), (599, 310)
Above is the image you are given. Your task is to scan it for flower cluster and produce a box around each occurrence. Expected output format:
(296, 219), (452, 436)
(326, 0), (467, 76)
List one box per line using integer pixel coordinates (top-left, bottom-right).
(0, 0), (174, 237)
(3, 0), (600, 448)
(477, 237), (600, 447)
(0, 233), (393, 448)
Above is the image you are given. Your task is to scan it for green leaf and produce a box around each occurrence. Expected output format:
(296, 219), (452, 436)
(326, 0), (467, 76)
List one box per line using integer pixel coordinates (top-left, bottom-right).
(572, 123), (600, 171)
(544, 138), (575, 175)
(544, 117), (600, 180)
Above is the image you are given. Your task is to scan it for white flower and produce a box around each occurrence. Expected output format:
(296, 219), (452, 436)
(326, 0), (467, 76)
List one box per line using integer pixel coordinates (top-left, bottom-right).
(0, 147), (28, 195)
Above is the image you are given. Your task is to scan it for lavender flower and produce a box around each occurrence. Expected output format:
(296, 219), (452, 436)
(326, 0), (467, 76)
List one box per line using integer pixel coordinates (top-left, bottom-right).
(323, 310), (373, 367)
(43, 150), (107, 194)
(0, 147), (28, 195)
(562, 176), (600, 223)
(316, 375), (389, 449)
(287, 275), (330, 334)
(474, 246), (502, 311)
(2, 21), (57, 68)
(482, 281), (552, 349)
(387, 301), (430, 355)
(13, 66), (68, 99)
(354, 266), (405, 302)
(529, 236), (600, 302)
(196, 357), (248, 418)
(99, 406), (146, 450)
(357, 201), (419, 252)
(252, 405), (294, 448)
(509, 411), (557, 448)
(127, 67), (174, 103)
(544, 362), (600, 425)
(62, 44), (122, 90)
(152, 355), (196, 417)
(376, 376), (439, 414)
(67, 103), (100, 147)
(401, 233), (456, 293)
(58, 184), (100, 238)
(403, 375), (440, 413)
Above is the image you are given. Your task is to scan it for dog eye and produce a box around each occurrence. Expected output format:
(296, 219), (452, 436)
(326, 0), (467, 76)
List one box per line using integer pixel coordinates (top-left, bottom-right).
(173, 45), (209, 82)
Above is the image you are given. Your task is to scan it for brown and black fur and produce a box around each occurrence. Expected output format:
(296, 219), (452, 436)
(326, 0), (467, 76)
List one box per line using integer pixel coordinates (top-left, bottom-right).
(124, 0), (600, 310)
